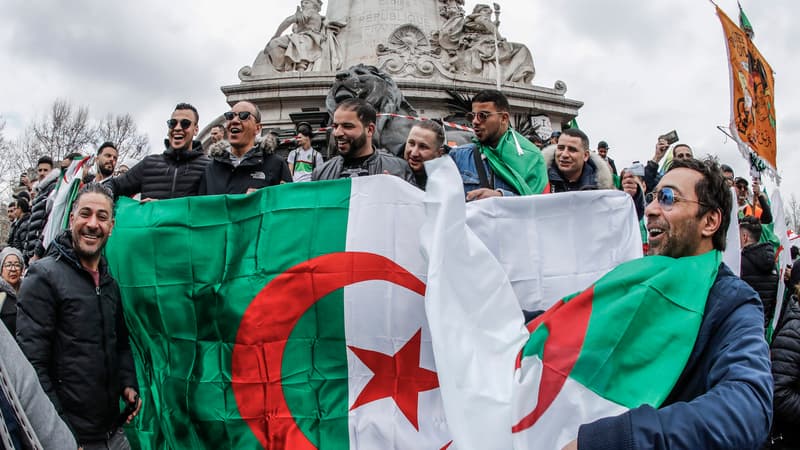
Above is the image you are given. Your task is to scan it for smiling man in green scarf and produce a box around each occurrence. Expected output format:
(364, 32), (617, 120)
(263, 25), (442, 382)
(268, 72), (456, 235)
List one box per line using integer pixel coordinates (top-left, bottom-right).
(449, 90), (548, 201)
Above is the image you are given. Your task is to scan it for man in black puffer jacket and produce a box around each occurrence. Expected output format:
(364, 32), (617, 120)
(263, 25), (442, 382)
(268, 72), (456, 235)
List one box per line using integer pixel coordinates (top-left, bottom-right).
(739, 215), (779, 328)
(7, 198), (30, 252)
(108, 102), (209, 200)
(17, 184), (140, 447)
(199, 101), (291, 195)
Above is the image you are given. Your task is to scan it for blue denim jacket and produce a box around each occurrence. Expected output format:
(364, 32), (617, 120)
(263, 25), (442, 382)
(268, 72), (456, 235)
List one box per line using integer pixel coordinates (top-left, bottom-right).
(448, 144), (518, 198)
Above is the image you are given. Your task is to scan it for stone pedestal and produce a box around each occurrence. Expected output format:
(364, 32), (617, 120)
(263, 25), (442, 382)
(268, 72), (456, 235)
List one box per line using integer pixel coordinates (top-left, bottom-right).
(327, 0), (442, 66)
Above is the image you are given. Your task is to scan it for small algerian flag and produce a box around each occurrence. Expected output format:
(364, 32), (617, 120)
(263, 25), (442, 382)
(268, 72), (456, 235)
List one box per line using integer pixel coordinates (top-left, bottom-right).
(106, 177), (451, 449)
(511, 251), (721, 449)
(739, 1), (754, 39)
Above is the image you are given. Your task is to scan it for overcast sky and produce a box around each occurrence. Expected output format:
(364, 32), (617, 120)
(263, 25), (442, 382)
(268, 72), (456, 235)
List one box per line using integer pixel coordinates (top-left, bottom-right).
(1, 0), (797, 201)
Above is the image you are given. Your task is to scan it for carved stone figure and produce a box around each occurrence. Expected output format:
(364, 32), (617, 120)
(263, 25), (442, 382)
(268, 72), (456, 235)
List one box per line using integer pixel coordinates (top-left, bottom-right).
(325, 64), (473, 156)
(435, 3), (535, 83)
(265, 0), (345, 72)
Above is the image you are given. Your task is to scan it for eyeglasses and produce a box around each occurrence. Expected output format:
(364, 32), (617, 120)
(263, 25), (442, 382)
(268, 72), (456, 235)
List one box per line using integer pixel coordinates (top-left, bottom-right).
(465, 111), (503, 123)
(224, 111), (254, 121)
(646, 187), (708, 211)
(2, 262), (22, 270)
(167, 118), (193, 130)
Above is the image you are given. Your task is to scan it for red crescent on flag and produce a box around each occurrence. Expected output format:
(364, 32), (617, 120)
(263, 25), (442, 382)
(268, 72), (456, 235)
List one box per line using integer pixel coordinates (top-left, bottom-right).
(511, 286), (594, 433)
(231, 252), (426, 449)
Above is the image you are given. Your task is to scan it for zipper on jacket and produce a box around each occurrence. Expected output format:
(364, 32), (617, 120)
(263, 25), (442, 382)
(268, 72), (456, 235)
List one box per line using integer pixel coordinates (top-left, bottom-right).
(95, 283), (113, 421)
(170, 164), (178, 196)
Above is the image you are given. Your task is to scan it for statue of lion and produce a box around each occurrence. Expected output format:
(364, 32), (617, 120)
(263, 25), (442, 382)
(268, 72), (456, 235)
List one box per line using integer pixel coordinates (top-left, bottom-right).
(325, 64), (473, 156)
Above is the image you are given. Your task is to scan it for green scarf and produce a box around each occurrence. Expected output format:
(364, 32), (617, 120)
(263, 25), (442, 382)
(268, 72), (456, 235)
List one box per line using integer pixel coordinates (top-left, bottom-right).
(476, 128), (548, 195)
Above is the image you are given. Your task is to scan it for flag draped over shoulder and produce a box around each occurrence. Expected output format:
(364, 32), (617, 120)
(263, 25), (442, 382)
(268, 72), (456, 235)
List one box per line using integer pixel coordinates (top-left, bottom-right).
(511, 251), (720, 449)
(476, 128), (548, 195)
(716, 5), (777, 178)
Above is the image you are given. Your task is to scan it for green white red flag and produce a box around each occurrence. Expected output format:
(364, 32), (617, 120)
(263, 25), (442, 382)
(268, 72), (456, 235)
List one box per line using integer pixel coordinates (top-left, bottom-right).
(421, 157), (720, 449)
(106, 160), (644, 449)
(106, 177), (450, 449)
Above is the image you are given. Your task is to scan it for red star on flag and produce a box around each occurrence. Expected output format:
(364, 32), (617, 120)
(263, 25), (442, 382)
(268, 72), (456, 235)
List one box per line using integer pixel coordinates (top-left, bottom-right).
(348, 329), (440, 430)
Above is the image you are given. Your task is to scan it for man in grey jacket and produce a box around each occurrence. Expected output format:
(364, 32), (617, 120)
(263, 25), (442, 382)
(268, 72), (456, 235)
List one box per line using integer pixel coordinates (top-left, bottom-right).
(312, 98), (414, 183)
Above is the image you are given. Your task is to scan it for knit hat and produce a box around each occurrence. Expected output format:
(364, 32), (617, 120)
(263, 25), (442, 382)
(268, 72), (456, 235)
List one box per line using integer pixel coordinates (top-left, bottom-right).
(0, 247), (25, 272)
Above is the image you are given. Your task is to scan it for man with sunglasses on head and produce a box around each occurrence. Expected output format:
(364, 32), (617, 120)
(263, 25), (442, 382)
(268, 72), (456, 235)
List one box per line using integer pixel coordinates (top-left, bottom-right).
(199, 101), (291, 195)
(312, 98), (414, 182)
(449, 89), (547, 201)
(109, 103), (209, 200)
(562, 158), (772, 450)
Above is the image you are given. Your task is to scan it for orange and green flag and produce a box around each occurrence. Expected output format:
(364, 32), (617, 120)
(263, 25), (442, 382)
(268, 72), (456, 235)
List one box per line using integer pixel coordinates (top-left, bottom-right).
(716, 5), (777, 178)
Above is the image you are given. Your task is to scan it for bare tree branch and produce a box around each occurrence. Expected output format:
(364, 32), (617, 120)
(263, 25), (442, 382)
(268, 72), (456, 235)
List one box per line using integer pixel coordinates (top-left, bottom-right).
(95, 113), (150, 163)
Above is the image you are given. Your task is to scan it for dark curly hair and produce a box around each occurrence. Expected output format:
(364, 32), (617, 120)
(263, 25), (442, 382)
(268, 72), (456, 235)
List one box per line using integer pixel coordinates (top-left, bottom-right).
(668, 157), (732, 251)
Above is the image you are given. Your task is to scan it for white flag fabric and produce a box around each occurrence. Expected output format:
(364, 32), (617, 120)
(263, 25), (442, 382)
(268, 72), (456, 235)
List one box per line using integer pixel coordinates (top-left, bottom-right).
(770, 190), (792, 330)
(420, 157), (643, 449)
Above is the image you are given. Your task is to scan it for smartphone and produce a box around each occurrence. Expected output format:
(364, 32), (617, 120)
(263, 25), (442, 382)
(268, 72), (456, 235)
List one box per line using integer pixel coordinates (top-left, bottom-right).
(659, 130), (679, 145)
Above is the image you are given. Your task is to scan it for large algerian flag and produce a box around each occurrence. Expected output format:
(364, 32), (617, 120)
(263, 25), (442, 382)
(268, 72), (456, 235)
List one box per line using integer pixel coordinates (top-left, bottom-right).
(421, 157), (720, 449)
(106, 177), (451, 449)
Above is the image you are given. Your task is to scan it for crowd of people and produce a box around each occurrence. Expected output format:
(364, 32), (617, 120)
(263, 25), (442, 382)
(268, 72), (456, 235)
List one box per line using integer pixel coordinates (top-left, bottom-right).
(0, 88), (797, 449)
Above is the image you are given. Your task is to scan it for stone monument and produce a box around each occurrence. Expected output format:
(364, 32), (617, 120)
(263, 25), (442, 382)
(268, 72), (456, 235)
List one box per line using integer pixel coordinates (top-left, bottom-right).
(217, 0), (582, 154)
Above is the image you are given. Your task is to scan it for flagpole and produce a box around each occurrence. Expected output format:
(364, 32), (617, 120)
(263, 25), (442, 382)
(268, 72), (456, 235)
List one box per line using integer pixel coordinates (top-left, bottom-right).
(493, 3), (502, 91)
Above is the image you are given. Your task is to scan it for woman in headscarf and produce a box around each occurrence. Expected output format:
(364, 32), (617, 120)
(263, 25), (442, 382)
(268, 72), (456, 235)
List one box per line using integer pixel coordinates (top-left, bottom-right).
(0, 247), (25, 335)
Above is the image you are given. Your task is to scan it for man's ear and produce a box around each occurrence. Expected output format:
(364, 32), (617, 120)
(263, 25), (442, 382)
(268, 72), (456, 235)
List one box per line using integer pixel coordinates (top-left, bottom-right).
(701, 208), (723, 238)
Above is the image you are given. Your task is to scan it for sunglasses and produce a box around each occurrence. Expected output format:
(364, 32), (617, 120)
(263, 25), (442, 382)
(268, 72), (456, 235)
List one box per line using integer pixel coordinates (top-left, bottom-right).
(645, 187), (708, 211)
(167, 118), (193, 130)
(224, 111), (254, 121)
(465, 111), (503, 123)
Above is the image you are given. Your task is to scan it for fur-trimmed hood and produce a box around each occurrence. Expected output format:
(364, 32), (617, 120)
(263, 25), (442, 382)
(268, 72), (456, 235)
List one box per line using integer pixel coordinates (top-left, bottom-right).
(541, 144), (614, 190)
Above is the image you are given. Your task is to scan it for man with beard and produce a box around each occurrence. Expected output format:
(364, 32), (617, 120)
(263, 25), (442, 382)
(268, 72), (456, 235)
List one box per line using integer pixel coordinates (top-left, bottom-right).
(17, 183), (140, 449)
(83, 142), (118, 184)
(449, 89), (547, 200)
(312, 98), (414, 182)
(562, 158), (772, 450)
(199, 101), (291, 194)
(109, 103), (209, 200)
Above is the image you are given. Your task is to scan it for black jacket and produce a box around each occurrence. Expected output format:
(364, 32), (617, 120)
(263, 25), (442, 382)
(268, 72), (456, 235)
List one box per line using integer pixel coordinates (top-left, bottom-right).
(16, 232), (138, 443)
(0, 279), (16, 336)
(8, 218), (25, 251)
(771, 296), (800, 446)
(198, 147), (291, 195)
(741, 242), (779, 327)
(644, 160), (661, 195)
(25, 177), (58, 260)
(109, 141), (209, 200)
(8, 214), (29, 252)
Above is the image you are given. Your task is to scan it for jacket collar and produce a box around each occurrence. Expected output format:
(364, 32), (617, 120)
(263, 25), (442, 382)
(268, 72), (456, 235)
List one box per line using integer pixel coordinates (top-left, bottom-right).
(163, 139), (205, 162)
(49, 231), (109, 277)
